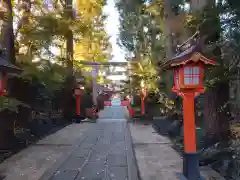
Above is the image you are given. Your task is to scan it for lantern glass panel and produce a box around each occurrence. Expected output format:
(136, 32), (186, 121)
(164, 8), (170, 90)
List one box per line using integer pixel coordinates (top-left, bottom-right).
(183, 66), (200, 85)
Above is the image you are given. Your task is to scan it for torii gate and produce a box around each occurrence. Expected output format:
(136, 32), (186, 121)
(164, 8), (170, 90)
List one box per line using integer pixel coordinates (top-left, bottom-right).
(76, 61), (128, 105)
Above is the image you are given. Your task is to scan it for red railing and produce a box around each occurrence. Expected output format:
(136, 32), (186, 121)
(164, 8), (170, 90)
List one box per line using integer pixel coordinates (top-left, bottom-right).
(104, 101), (112, 106)
(120, 100), (129, 106)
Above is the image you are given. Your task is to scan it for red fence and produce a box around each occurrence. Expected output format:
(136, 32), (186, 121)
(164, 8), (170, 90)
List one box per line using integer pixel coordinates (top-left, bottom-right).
(104, 101), (112, 106)
(120, 100), (129, 106)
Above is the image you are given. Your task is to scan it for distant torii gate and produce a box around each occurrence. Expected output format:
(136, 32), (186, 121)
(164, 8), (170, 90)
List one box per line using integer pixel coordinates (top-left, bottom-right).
(77, 61), (128, 67)
(77, 61), (128, 105)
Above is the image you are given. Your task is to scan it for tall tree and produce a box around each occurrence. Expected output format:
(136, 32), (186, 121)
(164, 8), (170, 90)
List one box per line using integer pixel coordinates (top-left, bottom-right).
(117, 0), (166, 94)
(0, 0), (16, 63)
(185, 0), (234, 143)
(65, 0), (74, 71)
(74, 0), (110, 65)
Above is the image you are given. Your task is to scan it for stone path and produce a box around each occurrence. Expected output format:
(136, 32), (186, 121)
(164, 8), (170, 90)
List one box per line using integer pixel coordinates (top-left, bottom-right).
(0, 123), (93, 180)
(40, 106), (139, 180)
(0, 104), (225, 180)
(129, 122), (225, 180)
(129, 122), (182, 180)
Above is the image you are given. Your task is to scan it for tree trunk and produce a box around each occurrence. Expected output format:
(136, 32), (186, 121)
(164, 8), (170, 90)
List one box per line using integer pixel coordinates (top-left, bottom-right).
(204, 82), (231, 144)
(62, 0), (75, 120)
(163, 0), (174, 92)
(65, 0), (74, 72)
(0, 0), (15, 64)
(203, 88), (218, 141)
(163, 0), (174, 59)
(192, 0), (231, 144)
(215, 81), (231, 143)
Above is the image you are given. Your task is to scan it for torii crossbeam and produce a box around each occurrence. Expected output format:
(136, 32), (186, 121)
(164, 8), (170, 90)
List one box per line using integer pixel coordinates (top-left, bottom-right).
(75, 61), (128, 67)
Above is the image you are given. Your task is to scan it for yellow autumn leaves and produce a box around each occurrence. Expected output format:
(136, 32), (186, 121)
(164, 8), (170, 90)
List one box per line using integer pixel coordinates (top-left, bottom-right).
(73, 0), (110, 64)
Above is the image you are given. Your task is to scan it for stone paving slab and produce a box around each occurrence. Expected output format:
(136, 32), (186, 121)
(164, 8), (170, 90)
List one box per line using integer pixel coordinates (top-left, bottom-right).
(0, 123), (94, 180)
(129, 122), (225, 180)
(75, 161), (106, 179)
(108, 166), (128, 180)
(129, 123), (183, 180)
(59, 157), (86, 170)
(50, 170), (79, 180)
(40, 106), (139, 180)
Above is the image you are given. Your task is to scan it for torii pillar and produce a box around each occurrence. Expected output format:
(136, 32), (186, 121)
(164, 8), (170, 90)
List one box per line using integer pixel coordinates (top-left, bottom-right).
(91, 67), (99, 105)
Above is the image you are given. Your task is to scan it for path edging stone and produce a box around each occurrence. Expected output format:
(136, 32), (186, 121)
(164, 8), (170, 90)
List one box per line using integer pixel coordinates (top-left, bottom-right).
(126, 122), (141, 180)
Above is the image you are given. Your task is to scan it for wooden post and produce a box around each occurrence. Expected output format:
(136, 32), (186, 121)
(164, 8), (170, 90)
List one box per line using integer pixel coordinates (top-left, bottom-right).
(141, 97), (145, 115)
(182, 92), (196, 153)
(128, 100), (134, 117)
(129, 106), (134, 117)
(0, 72), (6, 96)
(182, 91), (200, 180)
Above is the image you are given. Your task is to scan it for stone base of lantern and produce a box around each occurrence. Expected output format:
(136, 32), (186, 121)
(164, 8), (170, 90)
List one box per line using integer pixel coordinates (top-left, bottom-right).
(181, 152), (202, 180)
(176, 173), (204, 180)
(73, 115), (84, 123)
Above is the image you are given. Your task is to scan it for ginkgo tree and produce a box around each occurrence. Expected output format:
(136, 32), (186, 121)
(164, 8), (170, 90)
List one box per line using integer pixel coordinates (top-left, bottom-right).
(74, 0), (111, 66)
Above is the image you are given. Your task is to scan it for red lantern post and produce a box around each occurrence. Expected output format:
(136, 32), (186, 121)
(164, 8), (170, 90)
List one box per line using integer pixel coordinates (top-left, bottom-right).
(126, 95), (134, 118)
(140, 80), (147, 116)
(74, 86), (84, 117)
(161, 45), (217, 180)
(141, 88), (147, 115)
(0, 72), (7, 96)
(0, 53), (22, 96)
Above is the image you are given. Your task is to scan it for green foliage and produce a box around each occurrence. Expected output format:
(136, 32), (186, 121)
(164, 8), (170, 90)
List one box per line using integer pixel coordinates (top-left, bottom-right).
(184, 1), (240, 86)
(117, 0), (166, 98)
(0, 0), (110, 115)
(74, 0), (111, 65)
(0, 96), (25, 112)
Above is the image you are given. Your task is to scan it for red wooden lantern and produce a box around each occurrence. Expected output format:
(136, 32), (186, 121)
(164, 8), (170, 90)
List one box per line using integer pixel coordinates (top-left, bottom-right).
(0, 51), (22, 96)
(160, 45), (217, 180)
(74, 88), (83, 96)
(172, 63), (205, 96)
(0, 72), (6, 96)
(162, 47), (217, 96)
(74, 86), (84, 117)
(141, 88), (147, 98)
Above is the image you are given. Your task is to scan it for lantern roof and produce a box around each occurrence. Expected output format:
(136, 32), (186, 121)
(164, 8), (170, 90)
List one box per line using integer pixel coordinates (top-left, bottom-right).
(160, 44), (217, 70)
(0, 49), (22, 73)
(0, 59), (22, 73)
